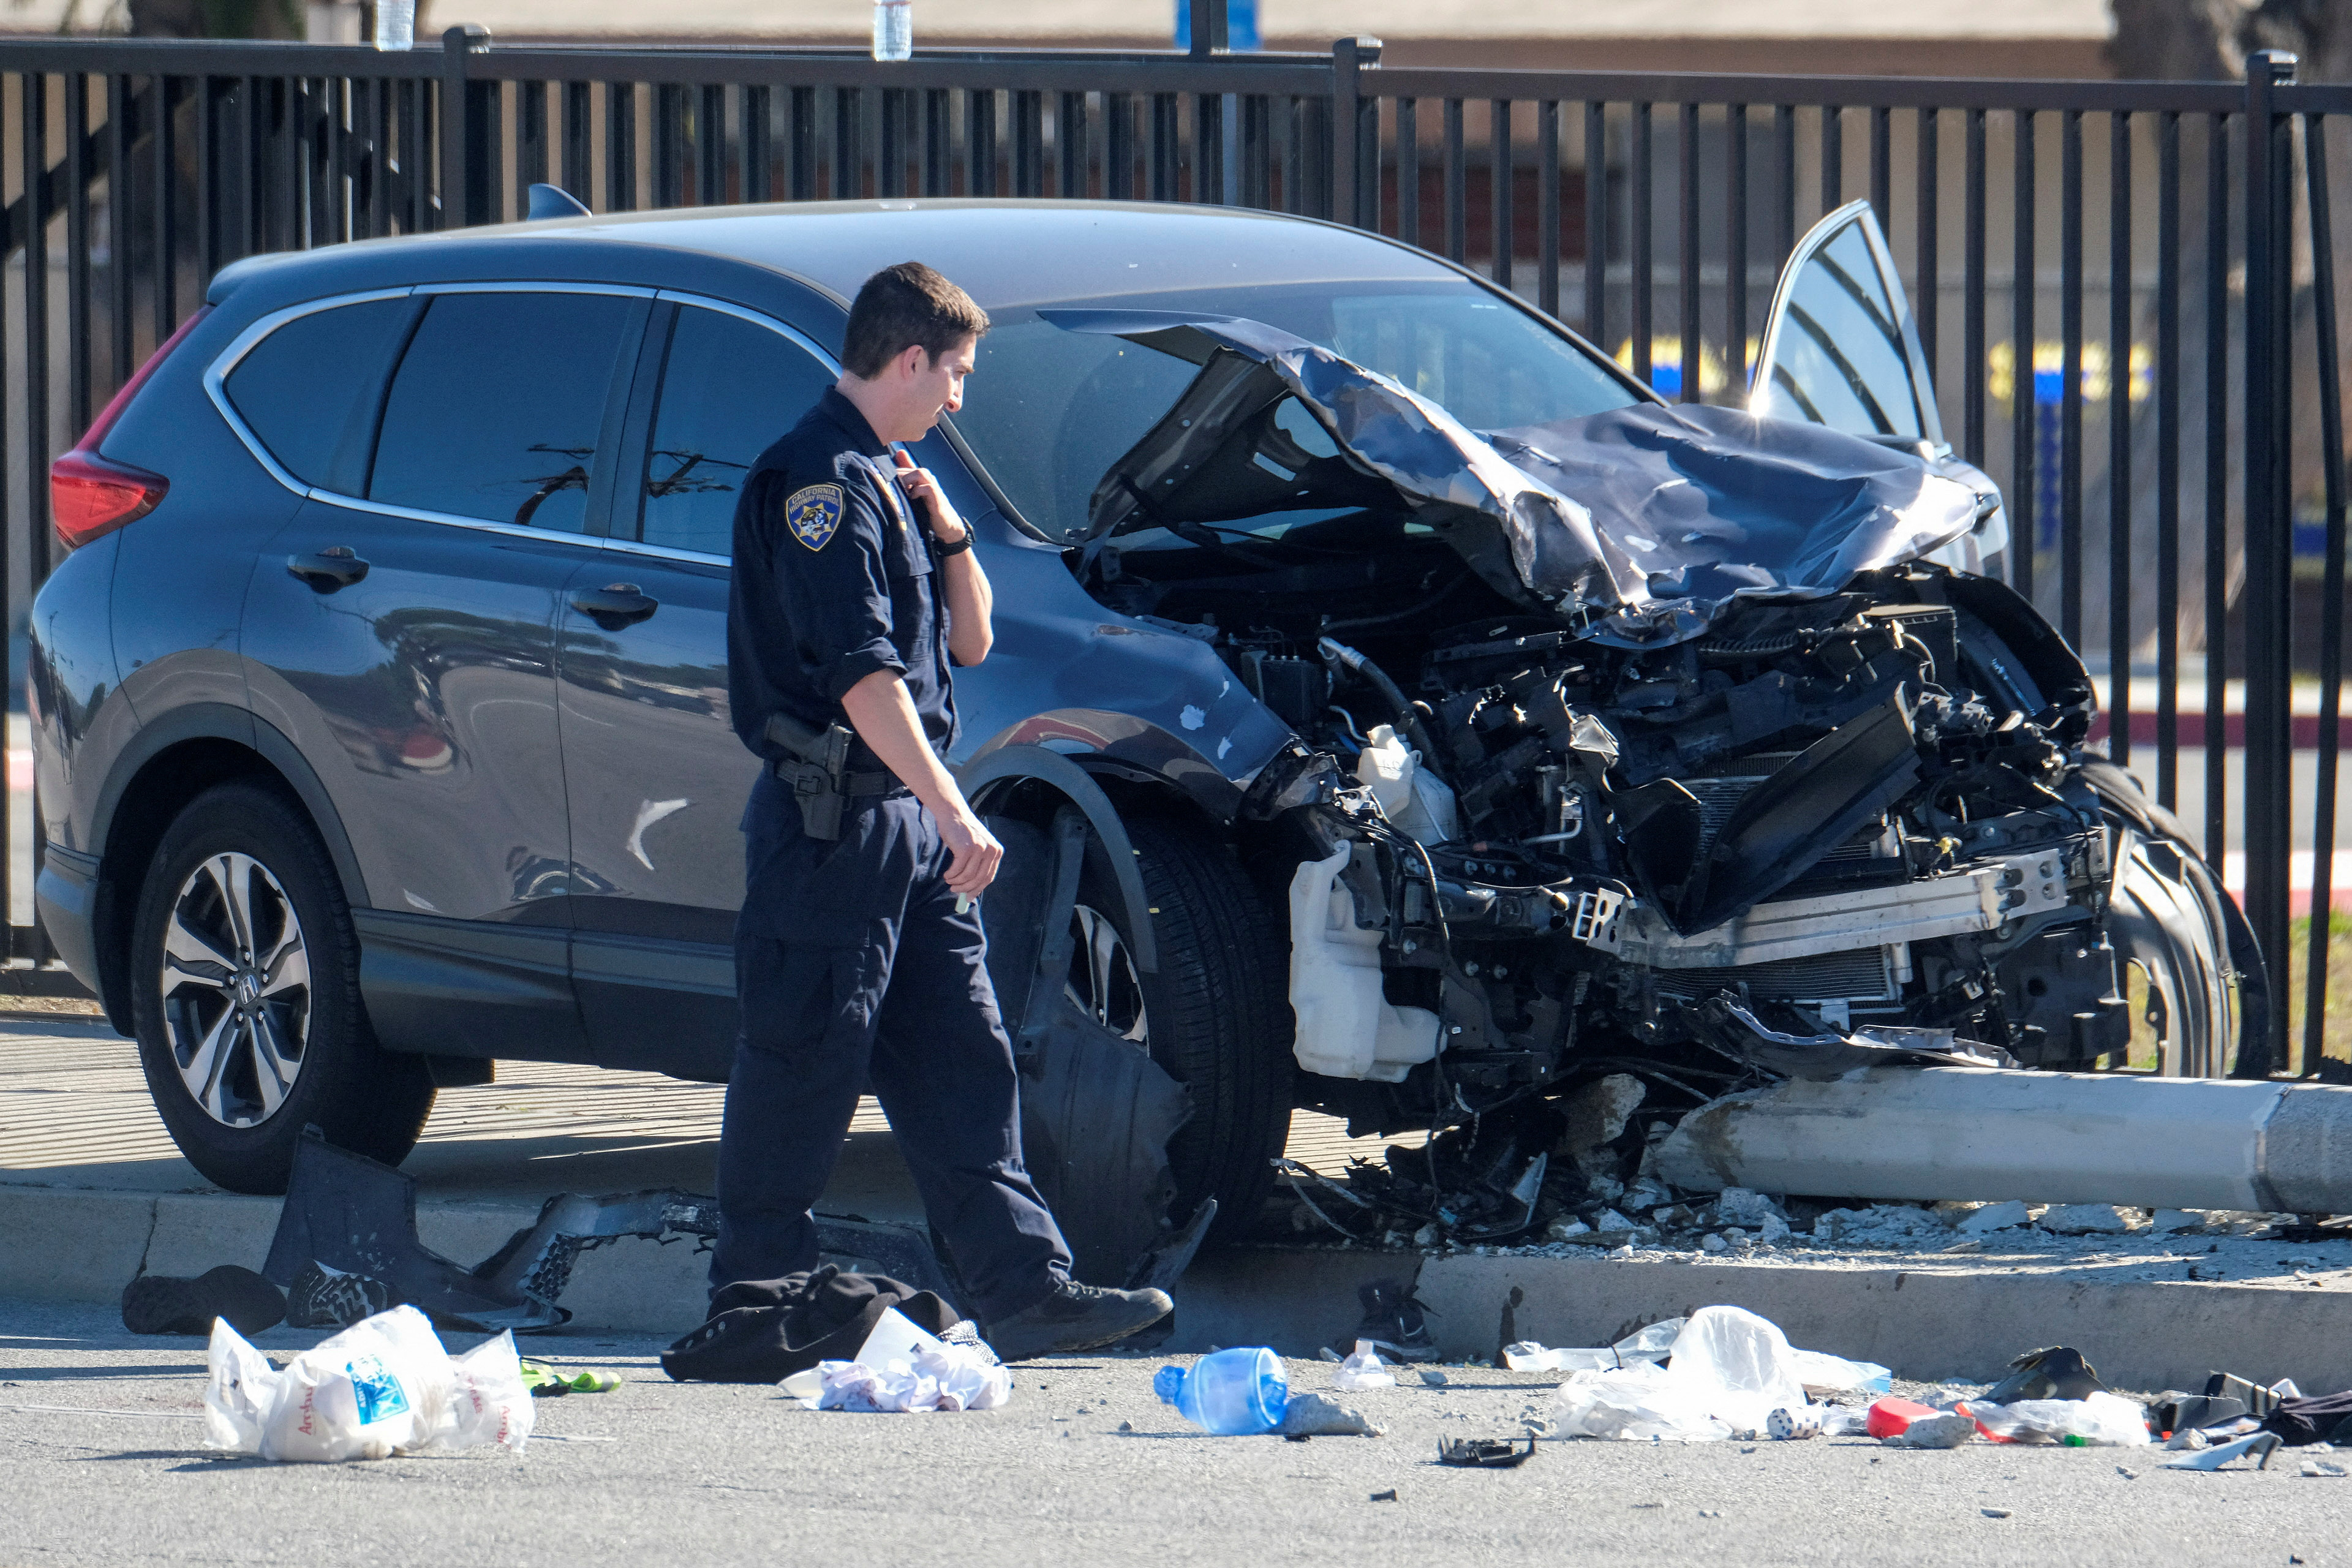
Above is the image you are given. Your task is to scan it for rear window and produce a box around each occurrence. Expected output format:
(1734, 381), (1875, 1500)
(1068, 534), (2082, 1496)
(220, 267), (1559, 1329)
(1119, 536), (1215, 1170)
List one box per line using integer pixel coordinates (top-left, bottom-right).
(369, 291), (640, 533)
(221, 296), (414, 494)
(636, 305), (834, 558)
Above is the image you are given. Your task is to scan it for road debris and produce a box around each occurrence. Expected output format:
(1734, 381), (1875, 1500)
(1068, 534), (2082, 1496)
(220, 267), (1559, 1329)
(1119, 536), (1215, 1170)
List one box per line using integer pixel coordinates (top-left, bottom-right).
(1155, 1348), (1287, 1434)
(121, 1264), (284, 1336)
(1280, 1392), (1384, 1438)
(1436, 1436), (1537, 1468)
(2162, 1432), (2284, 1471)
(1332, 1341), (1398, 1392)
(665, 1265), (969, 1385)
(203, 1305), (533, 1463)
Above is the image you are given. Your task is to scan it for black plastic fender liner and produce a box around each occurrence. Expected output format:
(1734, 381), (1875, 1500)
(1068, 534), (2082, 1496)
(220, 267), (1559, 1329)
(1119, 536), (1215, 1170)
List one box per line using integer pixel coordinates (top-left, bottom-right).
(960, 742), (1159, 974)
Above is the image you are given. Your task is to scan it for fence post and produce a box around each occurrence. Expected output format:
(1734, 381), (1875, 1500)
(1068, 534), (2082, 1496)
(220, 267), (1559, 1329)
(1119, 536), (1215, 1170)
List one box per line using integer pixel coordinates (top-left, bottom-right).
(1332, 36), (1369, 228)
(2241, 48), (2299, 1075)
(439, 24), (494, 228)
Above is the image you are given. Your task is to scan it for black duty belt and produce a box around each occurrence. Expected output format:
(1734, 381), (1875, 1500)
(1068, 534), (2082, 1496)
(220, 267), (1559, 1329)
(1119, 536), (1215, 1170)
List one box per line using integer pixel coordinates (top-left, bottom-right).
(772, 756), (903, 796)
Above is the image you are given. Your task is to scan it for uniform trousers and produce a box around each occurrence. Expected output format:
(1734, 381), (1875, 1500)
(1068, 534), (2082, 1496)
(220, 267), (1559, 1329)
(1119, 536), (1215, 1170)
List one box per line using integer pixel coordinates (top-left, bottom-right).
(710, 771), (1072, 1325)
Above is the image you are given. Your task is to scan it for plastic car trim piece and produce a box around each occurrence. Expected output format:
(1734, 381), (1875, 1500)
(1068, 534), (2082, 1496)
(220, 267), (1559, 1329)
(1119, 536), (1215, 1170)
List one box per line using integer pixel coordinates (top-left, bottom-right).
(959, 742), (1159, 974)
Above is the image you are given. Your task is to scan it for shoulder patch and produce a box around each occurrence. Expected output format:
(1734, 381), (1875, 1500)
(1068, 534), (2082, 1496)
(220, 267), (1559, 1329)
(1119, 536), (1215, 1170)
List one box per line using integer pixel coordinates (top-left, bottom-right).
(785, 483), (845, 551)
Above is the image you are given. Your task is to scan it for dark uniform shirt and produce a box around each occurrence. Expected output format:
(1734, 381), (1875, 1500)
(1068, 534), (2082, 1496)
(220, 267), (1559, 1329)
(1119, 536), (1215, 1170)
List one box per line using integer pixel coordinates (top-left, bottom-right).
(727, 386), (956, 769)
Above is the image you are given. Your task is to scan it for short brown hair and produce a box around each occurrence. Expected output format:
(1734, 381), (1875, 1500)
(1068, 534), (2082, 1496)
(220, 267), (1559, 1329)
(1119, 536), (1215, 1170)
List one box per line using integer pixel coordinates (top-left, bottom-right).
(842, 262), (990, 379)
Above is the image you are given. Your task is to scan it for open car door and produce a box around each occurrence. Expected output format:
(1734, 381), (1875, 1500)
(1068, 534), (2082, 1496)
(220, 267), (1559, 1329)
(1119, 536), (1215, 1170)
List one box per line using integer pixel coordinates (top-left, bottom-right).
(1752, 200), (1945, 448)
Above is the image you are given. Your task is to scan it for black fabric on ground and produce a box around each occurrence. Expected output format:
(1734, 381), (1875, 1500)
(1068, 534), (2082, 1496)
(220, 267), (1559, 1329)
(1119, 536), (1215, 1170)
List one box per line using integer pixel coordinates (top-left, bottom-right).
(2261, 1390), (2352, 1446)
(119, 1265), (286, 1336)
(662, 1265), (962, 1384)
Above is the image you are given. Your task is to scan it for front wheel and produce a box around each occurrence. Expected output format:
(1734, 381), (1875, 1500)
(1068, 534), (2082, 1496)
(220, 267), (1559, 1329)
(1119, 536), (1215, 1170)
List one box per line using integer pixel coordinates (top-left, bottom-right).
(1071, 814), (1294, 1238)
(130, 781), (434, 1193)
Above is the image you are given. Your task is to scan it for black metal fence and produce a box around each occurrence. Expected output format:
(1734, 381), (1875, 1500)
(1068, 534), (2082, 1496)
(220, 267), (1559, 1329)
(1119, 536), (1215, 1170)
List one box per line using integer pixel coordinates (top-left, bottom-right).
(1, 31), (2347, 1077)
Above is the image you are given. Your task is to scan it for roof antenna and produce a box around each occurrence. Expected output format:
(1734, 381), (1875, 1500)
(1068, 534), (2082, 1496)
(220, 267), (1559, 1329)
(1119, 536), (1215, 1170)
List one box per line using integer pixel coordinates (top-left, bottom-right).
(526, 183), (592, 221)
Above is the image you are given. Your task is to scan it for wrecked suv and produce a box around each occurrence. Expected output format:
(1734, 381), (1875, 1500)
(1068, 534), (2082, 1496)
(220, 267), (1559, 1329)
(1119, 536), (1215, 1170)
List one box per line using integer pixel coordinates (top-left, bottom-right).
(33, 196), (2256, 1284)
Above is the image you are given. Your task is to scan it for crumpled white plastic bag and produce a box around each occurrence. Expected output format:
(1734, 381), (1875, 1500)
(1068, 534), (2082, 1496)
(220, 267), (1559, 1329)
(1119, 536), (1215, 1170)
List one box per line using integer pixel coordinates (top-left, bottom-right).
(1503, 1317), (1686, 1374)
(1551, 1305), (1815, 1442)
(205, 1305), (533, 1462)
(1965, 1390), (2150, 1447)
(778, 1310), (1012, 1412)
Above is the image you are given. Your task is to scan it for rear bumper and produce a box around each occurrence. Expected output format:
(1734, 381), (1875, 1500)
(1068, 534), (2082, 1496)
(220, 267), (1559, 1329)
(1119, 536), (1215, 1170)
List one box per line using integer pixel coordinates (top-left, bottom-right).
(35, 845), (103, 994)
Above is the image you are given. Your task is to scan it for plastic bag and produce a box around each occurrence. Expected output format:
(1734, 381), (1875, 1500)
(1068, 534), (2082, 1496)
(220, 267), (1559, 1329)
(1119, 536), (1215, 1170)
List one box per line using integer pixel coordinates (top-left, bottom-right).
(777, 1311), (1012, 1412)
(1500, 1317), (1686, 1373)
(1550, 1306), (1813, 1442)
(440, 1331), (535, 1454)
(204, 1305), (530, 1463)
(1332, 1341), (1397, 1392)
(1965, 1391), (2151, 1447)
(1788, 1348), (1893, 1398)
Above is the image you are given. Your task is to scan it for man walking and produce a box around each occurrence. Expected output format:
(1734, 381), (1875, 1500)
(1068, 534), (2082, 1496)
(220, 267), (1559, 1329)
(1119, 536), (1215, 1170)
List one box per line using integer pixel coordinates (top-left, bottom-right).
(714, 262), (1173, 1359)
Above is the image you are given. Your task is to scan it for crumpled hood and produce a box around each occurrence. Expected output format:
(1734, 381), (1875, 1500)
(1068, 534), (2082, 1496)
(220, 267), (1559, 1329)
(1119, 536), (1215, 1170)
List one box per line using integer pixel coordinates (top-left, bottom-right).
(1047, 309), (1983, 644)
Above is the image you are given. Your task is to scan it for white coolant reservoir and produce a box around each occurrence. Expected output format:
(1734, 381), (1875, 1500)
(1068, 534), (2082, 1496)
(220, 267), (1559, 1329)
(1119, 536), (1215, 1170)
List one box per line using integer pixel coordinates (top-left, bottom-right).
(1354, 725), (1458, 846)
(1287, 846), (1441, 1082)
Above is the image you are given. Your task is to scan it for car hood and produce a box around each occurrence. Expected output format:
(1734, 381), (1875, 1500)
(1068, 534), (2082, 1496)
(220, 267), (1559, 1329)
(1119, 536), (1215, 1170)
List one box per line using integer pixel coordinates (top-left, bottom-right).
(1047, 310), (1983, 644)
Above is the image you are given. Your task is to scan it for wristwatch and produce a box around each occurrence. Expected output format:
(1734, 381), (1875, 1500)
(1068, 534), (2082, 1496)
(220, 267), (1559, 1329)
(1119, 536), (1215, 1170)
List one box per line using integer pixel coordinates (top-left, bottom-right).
(934, 529), (973, 557)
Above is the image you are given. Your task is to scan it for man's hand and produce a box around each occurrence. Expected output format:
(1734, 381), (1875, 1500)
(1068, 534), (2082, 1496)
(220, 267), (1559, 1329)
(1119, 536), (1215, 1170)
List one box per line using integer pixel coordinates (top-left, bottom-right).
(937, 807), (1003, 898)
(894, 449), (968, 545)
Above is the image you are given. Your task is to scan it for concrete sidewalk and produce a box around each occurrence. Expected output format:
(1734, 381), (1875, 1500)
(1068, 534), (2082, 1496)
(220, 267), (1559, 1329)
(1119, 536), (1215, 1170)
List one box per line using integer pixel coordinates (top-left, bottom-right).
(7, 1006), (2352, 1393)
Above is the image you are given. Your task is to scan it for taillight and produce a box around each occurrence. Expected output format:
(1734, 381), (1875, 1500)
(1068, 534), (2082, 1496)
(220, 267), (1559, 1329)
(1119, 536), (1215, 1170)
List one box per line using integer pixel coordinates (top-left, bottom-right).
(51, 448), (169, 549)
(51, 304), (209, 552)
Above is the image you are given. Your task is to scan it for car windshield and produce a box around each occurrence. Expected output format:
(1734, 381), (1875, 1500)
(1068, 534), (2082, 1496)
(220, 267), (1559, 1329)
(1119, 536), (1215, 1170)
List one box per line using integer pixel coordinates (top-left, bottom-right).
(951, 281), (1640, 543)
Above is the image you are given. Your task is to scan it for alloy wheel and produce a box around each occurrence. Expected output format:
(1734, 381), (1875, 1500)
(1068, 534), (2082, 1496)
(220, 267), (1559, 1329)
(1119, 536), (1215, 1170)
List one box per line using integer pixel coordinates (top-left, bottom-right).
(158, 851), (313, 1126)
(1066, 903), (1149, 1047)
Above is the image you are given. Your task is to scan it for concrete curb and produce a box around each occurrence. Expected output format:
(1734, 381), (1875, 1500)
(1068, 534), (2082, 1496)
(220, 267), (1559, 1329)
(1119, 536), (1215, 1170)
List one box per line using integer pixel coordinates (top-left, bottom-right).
(7, 1184), (2347, 1393)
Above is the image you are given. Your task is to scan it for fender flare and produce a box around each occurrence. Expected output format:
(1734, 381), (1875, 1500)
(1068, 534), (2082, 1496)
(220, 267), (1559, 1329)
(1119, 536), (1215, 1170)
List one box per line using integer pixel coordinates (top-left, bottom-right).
(959, 744), (1159, 974)
(91, 702), (373, 910)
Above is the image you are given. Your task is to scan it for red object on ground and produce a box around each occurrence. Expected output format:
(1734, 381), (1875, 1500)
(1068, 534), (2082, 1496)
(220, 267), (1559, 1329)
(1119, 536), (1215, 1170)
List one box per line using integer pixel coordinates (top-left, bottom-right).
(1866, 1397), (1939, 1439)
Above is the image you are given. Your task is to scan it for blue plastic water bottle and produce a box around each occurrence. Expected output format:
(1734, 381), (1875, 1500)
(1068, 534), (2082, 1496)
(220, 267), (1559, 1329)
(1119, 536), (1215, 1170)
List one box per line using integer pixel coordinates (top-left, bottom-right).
(1153, 1348), (1288, 1435)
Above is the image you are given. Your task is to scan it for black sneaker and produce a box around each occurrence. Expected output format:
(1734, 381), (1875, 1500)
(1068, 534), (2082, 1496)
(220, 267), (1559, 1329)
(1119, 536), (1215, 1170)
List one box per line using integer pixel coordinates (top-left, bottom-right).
(1329, 1278), (1437, 1362)
(284, 1261), (392, 1330)
(986, 1280), (1174, 1362)
(120, 1265), (286, 1336)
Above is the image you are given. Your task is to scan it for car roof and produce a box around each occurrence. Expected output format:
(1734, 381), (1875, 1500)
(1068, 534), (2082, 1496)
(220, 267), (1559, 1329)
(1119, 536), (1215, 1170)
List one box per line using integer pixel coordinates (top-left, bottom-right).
(209, 199), (1468, 318)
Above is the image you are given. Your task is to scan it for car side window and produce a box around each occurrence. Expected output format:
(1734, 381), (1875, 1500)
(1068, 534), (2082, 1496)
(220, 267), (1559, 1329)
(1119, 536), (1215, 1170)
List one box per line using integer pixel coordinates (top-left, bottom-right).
(638, 305), (835, 558)
(222, 296), (415, 494)
(369, 290), (639, 533)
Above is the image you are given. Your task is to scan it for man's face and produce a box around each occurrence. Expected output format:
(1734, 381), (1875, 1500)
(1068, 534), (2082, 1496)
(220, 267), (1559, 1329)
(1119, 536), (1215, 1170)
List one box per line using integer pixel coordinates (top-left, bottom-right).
(908, 336), (977, 432)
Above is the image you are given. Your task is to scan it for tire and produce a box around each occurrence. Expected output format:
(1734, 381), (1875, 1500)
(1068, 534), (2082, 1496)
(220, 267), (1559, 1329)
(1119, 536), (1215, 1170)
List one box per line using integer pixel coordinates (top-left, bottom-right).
(1068, 814), (1294, 1240)
(130, 780), (434, 1194)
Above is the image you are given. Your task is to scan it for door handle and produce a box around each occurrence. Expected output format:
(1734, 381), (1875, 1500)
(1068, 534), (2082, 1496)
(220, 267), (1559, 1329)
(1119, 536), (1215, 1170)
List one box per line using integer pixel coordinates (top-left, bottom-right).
(286, 545), (369, 590)
(571, 582), (660, 628)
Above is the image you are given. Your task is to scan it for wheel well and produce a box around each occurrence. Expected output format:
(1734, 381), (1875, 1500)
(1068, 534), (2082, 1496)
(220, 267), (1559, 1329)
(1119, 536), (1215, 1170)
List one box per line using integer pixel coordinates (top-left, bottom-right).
(92, 739), (295, 1034)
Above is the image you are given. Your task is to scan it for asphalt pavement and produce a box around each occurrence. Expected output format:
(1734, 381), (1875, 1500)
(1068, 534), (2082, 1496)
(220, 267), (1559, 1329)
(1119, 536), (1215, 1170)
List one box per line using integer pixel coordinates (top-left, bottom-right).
(0, 1297), (2344, 1568)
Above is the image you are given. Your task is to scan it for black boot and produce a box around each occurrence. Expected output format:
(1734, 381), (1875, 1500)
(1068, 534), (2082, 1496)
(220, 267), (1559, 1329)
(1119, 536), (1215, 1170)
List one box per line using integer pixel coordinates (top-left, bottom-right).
(986, 1280), (1174, 1362)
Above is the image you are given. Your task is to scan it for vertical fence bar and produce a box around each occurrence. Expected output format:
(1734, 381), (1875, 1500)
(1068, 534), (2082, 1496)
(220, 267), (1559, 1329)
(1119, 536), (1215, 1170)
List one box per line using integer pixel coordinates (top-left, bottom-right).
(1191, 88), (1219, 206)
(1773, 102), (1795, 260)
(1822, 102), (1841, 211)
(1678, 99), (1698, 402)
(970, 88), (1000, 197)
(1727, 102), (1747, 393)
(1397, 97), (1418, 247)
(1493, 99), (1514, 288)
(562, 78), (590, 200)
(1631, 99), (1651, 383)
(742, 83), (771, 203)
(1149, 92), (1177, 203)
(2013, 107), (2037, 608)
(238, 75), (259, 249)
(788, 86), (815, 202)
(834, 86), (861, 202)
(2109, 111), (2133, 772)
(107, 74), (130, 386)
(1964, 108), (1986, 467)
(1917, 107), (1939, 384)
(153, 74), (177, 336)
(1539, 99), (1559, 318)
(519, 75), (547, 190)
(606, 80), (635, 211)
(2060, 108), (2084, 650)
(2302, 111), (2346, 1077)
(2206, 112), (2231, 865)
(1283, 96), (1303, 213)
(23, 69), (50, 606)
(2156, 110), (2181, 808)
(1014, 89), (1043, 199)
(1057, 91), (1085, 199)
(652, 84), (682, 205)
(1442, 98), (1464, 262)
(921, 88), (948, 197)
(2242, 55), (2297, 1073)
(1584, 100), (1605, 349)
(699, 83), (726, 202)
(878, 88), (902, 198)
(1870, 102), (1890, 225)
(1106, 92), (1133, 200)
(65, 72), (91, 441)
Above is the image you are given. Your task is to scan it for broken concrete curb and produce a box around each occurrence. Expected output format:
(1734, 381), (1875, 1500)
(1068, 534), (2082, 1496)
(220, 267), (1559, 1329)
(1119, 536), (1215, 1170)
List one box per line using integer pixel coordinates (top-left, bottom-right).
(7, 1185), (2350, 1395)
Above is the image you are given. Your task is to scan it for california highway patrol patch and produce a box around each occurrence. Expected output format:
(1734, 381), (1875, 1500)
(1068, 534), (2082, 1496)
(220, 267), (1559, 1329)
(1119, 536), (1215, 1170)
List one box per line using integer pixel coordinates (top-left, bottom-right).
(786, 483), (843, 551)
